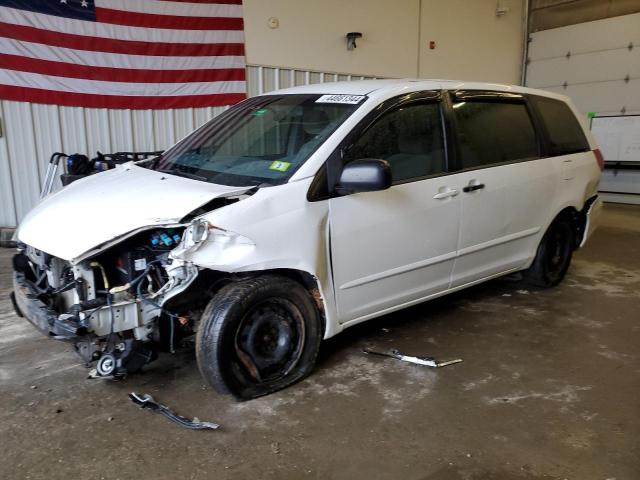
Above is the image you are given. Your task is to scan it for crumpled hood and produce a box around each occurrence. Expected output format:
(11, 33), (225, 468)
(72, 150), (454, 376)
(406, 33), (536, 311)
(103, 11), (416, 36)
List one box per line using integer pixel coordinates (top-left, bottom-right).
(17, 163), (251, 261)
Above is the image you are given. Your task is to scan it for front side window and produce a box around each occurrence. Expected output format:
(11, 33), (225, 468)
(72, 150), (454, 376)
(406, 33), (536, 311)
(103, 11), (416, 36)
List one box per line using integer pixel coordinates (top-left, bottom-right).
(530, 96), (590, 156)
(344, 102), (446, 182)
(453, 100), (539, 169)
(143, 94), (362, 187)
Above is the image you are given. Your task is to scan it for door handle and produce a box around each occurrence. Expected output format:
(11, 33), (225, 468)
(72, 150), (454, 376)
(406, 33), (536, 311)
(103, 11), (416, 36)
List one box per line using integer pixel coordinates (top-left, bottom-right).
(433, 188), (459, 199)
(463, 183), (485, 193)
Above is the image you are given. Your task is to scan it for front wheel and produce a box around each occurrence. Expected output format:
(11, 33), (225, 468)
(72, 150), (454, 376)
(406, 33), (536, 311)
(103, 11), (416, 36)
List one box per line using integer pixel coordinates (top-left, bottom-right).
(524, 215), (575, 288)
(196, 275), (322, 399)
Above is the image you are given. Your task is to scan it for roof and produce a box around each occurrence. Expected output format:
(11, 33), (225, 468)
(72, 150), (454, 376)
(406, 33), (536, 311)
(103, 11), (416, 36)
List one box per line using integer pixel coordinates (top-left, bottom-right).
(269, 78), (564, 100)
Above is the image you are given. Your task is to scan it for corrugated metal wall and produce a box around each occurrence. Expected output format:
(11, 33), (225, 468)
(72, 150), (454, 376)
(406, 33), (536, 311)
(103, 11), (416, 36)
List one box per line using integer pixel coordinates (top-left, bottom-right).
(0, 65), (379, 228)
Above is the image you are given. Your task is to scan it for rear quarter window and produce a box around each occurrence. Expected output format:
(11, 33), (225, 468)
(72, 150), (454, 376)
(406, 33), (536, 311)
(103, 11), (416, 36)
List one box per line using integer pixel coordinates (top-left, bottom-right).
(530, 96), (590, 156)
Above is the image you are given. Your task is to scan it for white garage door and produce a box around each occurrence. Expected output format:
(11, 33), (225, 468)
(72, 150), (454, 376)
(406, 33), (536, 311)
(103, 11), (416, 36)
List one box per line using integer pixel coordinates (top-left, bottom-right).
(526, 12), (640, 203)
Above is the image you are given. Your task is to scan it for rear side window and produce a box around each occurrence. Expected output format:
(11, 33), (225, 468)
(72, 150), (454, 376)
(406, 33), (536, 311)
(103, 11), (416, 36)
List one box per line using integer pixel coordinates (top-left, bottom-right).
(344, 102), (445, 182)
(531, 96), (590, 156)
(452, 101), (539, 169)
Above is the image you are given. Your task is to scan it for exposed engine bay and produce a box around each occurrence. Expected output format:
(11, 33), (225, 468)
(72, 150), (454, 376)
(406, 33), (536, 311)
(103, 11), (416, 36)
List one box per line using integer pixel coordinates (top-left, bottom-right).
(12, 226), (206, 378)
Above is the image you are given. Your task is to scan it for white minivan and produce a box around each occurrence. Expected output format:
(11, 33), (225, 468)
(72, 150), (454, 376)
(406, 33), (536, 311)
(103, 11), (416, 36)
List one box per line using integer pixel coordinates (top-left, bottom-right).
(12, 80), (603, 399)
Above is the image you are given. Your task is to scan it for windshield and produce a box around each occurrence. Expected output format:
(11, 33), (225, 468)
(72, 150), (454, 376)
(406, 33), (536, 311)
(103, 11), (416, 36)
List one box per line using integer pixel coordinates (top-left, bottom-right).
(143, 94), (364, 186)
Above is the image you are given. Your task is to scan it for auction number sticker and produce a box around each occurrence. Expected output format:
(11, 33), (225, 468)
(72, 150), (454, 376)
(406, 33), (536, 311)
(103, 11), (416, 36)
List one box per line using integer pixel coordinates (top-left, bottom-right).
(315, 94), (365, 104)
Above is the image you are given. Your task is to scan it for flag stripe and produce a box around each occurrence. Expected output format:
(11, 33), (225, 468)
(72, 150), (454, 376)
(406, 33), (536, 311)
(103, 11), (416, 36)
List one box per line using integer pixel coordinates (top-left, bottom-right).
(0, 22), (245, 56)
(0, 37), (245, 70)
(157, 0), (243, 4)
(95, 0), (243, 18)
(0, 84), (245, 108)
(95, 7), (244, 30)
(0, 7), (245, 44)
(0, 53), (246, 83)
(0, 69), (246, 96)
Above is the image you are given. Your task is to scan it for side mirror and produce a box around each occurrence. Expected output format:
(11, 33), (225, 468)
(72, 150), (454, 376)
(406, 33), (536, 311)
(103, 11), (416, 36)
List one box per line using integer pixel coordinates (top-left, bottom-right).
(335, 159), (392, 195)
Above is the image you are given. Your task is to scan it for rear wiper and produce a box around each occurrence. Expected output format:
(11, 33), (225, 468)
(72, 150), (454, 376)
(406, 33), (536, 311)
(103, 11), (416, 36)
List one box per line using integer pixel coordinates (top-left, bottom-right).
(157, 168), (207, 182)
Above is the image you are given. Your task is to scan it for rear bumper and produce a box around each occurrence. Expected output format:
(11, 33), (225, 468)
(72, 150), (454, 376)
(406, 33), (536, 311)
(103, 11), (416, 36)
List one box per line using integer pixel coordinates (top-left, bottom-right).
(12, 272), (80, 339)
(579, 196), (603, 248)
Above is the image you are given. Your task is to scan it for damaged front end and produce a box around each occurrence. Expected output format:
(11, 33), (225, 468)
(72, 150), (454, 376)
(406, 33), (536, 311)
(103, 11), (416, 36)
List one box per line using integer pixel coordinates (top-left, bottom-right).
(12, 226), (201, 378)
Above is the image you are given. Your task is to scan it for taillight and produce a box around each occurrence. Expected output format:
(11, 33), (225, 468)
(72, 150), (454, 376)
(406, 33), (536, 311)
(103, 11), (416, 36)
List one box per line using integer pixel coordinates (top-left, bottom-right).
(593, 149), (605, 171)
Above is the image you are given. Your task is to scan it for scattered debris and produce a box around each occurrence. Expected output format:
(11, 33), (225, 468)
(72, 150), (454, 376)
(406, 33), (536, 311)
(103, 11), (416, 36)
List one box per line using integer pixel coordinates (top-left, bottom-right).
(107, 416), (114, 422)
(381, 328), (391, 333)
(128, 392), (219, 430)
(30, 385), (37, 389)
(362, 348), (462, 368)
(502, 293), (512, 297)
(271, 441), (281, 454)
(516, 289), (530, 295)
(87, 368), (107, 380)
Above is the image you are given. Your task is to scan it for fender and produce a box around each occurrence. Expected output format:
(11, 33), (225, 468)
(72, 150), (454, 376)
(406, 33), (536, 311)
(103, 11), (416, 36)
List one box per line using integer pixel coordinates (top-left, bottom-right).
(173, 179), (341, 339)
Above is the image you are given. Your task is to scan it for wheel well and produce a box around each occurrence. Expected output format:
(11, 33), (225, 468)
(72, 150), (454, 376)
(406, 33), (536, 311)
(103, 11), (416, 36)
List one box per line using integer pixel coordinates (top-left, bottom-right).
(556, 206), (579, 225)
(263, 268), (327, 335)
(554, 203), (590, 249)
(170, 267), (327, 336)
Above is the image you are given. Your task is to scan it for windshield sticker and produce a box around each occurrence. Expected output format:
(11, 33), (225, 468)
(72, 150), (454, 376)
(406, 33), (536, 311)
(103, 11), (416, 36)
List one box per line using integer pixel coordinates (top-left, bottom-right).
(269, 160), (292, 172)
(253, 108), (268, 117)
(316, 94), (365, 104)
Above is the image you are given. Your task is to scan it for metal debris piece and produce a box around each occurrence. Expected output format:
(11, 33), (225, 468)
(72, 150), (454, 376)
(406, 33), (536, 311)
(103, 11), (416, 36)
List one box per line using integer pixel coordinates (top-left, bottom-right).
(128, 392), (219, 430)
(363, 348), (462, 368)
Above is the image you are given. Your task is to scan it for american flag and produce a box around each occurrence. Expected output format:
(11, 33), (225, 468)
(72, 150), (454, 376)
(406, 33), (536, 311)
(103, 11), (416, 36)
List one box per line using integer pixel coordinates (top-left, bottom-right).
(0, 0), (246, 109)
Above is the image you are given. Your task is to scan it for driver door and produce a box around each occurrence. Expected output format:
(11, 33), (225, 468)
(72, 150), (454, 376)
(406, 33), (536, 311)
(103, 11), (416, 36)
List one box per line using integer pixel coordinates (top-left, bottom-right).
(328, 98), (461, 323)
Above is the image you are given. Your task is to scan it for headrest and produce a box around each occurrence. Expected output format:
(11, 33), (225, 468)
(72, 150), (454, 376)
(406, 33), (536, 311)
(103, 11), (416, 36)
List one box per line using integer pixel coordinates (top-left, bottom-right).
(302, 109), (330, 135)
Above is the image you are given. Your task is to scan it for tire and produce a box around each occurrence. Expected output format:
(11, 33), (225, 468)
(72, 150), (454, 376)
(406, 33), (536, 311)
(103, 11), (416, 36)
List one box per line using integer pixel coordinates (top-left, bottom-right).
(196, 274), (322, 400)
(524, 215), (575, 288)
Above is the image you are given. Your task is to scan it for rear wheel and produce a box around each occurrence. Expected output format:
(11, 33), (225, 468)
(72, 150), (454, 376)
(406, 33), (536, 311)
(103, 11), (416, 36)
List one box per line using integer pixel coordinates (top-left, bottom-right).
(524, 215), (575, 288)
(196, 275), (321, 399)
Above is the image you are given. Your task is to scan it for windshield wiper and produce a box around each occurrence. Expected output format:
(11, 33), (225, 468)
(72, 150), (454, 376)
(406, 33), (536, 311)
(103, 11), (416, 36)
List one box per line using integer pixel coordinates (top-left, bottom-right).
(141, 155), (163, 169)
(157, 169), (207, 182)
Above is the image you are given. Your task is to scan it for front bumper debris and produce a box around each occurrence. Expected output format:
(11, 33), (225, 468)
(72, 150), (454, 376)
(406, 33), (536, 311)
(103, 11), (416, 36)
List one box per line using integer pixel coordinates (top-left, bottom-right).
(12, 271), (82, 339)
(363, 348), (463, 368)
(129, 392), (219, 430)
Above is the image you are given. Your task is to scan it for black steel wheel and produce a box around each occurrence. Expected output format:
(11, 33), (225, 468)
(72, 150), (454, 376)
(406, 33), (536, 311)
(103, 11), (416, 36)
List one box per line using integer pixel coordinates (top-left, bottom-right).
(196, 275), (321, 399)
(524, 215), (575, 288)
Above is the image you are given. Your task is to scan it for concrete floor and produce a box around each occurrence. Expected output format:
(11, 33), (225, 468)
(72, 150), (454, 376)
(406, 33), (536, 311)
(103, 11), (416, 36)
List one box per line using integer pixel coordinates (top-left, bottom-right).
(1, 204), (638, 480)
